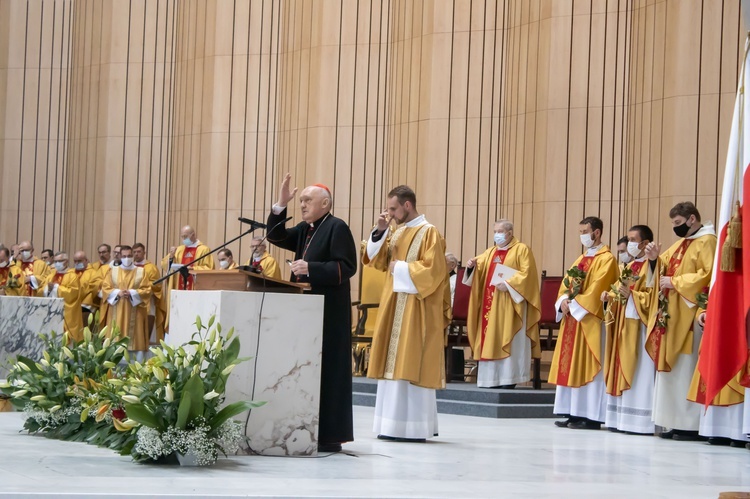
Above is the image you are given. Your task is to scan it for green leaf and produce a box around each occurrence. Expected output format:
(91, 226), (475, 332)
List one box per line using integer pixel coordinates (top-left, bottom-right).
(123, 403), (163, 431)
(176, 391), (191, 430)
(209, 400), (265, 429)
(183, 374), (205, 424)
(224, 337), (240, 364)
(208, 315), (215, 329)
(195, 315), (203, 331)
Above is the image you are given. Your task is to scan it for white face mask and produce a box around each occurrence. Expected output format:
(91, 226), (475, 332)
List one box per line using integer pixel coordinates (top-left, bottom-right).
(627, 241), (642, 258)
(0, 261), (8, 268)
(219, 260), (229, 269)
(580, 233), (594, 249)
(493, 233), (506, 246)
(120, 257), (134, 267)
(74, 263), (86, 271)
(21, 250), (32, 261)
(54, 262), (67, 273)
(618, 252), (632, 264)
(182, 237), (193, 246)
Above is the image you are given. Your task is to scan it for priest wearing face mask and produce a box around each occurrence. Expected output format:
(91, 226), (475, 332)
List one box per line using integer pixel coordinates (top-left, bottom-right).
(0, 247), (14, 296)
(550, 217), (619, 430)
(41, 252), (82, 341)
(11, 241), (51, 297)
(601, 225), (656, 434)
(133, 243), (163, 345)
(616, 236), (631, 269)
(160, 226), (214, 333)
(245, 236), (281, 279)
(72, 251), (98, 329)
(102, 246), (153, 358)
(217, 249), (239, 270)
(464, 220), (542, 389)
(643, 201), (716, 441)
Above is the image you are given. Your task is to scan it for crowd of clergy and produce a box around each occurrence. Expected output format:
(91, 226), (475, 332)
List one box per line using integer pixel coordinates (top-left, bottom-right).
(1, 191), (748, 451)
(0, 232), (280, 361)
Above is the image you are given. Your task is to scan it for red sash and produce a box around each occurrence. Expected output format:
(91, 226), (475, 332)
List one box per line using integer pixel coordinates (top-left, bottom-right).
(480, 248), (508, 358)
(20, 261), (37, 295)
(180, 248), (197, 290)
(556, 255), (595, 386)
(51, 272), (65, 286)
(647, 239), (693, 364)
(0, 267), (9, 287)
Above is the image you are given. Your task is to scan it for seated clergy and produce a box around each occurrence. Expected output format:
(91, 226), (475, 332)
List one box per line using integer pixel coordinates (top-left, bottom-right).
(217, 249), (239, 270)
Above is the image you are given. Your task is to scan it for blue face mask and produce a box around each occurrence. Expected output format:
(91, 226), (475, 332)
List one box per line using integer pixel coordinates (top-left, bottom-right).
(494, 233), (506, 246)
(182, 237), (192, 246)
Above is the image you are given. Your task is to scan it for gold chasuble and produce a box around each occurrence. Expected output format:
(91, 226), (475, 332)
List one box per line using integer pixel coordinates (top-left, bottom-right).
(645, 226), (716, 372)
(245, 252), (281, 279)
(466, 239), (541, 361)
(75, 266), (98, 311)
(603, 259), (652, 396)
(159, 243), (213, 333)
(42, 269), (82, 341)
(101, 266), (152, 351)
(365, 221), (451, 390)
(10, 259), (50, 297)
(0, 266), (14, 295)
(136, 260), (164, 341)
(549, 246), (618, 388)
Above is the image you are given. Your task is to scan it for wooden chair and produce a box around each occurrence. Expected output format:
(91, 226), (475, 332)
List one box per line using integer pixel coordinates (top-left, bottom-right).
(446, 267), (472, 382)
(351, 243), (386, 376)
(539, 270), (564, 351)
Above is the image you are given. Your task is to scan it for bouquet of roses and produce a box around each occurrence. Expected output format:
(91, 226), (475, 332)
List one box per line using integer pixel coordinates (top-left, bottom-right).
(563, 264), (587, 300)
(610, 266), (641, 305)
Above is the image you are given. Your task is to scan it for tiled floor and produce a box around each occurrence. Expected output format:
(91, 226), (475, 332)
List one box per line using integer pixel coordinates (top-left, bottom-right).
(0, 406), (748, 498)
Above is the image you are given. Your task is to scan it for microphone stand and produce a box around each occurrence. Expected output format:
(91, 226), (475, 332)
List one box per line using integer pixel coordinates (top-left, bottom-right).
(154, 226), (260, 286)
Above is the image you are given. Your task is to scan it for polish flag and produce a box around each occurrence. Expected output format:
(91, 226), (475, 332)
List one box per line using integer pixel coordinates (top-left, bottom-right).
(696, 37), (750, 405)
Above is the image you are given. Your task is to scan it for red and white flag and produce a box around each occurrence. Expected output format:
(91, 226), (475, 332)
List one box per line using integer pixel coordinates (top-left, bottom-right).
(696, 36), (750, 405)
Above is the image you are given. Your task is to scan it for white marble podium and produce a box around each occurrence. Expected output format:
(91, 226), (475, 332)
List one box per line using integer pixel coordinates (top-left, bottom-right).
(169, 290), (324, 456)
(0, 296), (65, 379)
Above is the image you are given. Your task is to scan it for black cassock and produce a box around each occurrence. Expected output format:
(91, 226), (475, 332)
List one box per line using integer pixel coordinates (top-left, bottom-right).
(266, 207), (357, 445)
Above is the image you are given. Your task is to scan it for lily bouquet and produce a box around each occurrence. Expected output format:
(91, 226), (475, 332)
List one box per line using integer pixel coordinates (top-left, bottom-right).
(563, 264), (587, 300)
(696, 287), (709, 310)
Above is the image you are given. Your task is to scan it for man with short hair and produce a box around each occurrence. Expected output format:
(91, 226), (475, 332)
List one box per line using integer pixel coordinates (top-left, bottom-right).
(41, 252), (82, 340)
(616, 236), (630, 268)
(93, 244), (112, 272)
(365, 185), (451, 442)
(112, 245), (123, 266)
(644, 201), (716, 440)
(246, 236), (281, 279)
(10, 241), (51, 297)
(40, 249), (54, 267)
(133, 243), (163, 345)
(464, 220), (542, 389)
(101, 245), (152, 359)
(217, 249), (239, 270)
(72, 251), (98, 329)
(266, 173), (357, 453)
(601, 225), (656, 434)
(550, 217), (619, 430)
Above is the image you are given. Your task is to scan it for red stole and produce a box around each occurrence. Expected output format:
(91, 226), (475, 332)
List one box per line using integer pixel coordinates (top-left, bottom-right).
(479, 248), (508, 359)
(556, 255), (595, 386)
(647, 239), (693, 364)
(0, 267), (9, 287)
(180, 248), (197, 290)
(19, 261), (37, 295)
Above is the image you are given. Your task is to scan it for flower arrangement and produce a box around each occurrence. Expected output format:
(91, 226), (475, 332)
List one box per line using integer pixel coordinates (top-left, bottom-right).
(610, 266), (641, 305)
(1, 314), (262, 466)
(121, 315), (263, 465)
(563, 264), (587, 300)
(654, 290), (670, 332)
(5, 271), (22, 291)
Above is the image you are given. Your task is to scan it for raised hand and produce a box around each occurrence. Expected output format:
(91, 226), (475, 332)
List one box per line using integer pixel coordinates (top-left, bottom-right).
(466, 258), (476, 269)
(278, 173), (298, 207)
(376, 210), (390, 233)
(645, 242), (661, 261)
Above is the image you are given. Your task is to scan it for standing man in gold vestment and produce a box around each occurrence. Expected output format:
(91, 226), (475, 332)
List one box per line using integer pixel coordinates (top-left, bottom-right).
(0, 248), (14, 295)
(464, 220), (541, 389)
(133, 243), (163, 346)
(10, 241), (50, 297)
(102, 246), (152, 356)
(365, 185), (451, 441)
(41, 252), (82, 341)
(550, 217), (619, 430)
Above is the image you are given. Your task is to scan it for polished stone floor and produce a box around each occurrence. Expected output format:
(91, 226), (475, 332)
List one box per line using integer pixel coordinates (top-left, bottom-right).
(0, 406), (748, 498)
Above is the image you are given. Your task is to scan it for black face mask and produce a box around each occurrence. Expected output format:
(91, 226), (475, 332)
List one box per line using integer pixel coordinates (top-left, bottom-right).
(673, 220), (691, 238)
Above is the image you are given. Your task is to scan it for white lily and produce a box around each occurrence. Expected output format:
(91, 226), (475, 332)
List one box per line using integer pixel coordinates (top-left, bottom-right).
(203, 390), (220, 401)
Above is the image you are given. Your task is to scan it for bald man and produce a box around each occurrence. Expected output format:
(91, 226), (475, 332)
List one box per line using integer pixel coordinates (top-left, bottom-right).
(10, 241), (50, 297)
(160, 225), (214, 333)
(267, 173), (358, 453)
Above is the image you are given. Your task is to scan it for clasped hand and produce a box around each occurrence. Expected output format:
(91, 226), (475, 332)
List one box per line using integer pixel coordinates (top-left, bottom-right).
(289, 259), (309, 276)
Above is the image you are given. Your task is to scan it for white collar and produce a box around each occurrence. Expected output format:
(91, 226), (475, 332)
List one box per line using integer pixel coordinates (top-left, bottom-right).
(185, 240), (200, 248)
(687, 223), (716, 240)
(634, 255), (647, 262)
(405, 214), (427, 228)
(119, 263), (135, 270)
(586, 244), (604, 256)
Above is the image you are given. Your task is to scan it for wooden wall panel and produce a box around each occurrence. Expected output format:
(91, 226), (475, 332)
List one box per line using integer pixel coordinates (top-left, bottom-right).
(0, 0), (745, 295)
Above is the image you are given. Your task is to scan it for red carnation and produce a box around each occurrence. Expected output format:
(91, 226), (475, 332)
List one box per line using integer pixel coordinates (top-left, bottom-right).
(111, 407), (126, 421)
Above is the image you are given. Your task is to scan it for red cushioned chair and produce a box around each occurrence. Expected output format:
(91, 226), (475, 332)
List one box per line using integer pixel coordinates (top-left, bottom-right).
(539, 270), (564, 351)
(446, 267), (472, 382)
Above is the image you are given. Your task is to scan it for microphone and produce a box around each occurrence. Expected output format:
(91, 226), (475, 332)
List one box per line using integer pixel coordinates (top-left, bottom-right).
(238, 217), (267, 229)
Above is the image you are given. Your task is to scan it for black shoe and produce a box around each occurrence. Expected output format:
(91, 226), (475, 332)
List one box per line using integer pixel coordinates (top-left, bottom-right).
(377, 434), (397, 440)
(554, 418), (571, 428)
(317, 443), (342, 453)
(568, 419), (602, 430)
(671, 430), (704, 442)
(499, 384), (516, 389)
(659, 430), (675, 439)
(746, 442), (750, 450)
(708, 437), (731, 446)
(607, 427), (624, 433)
(730, 440), (748, 448)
